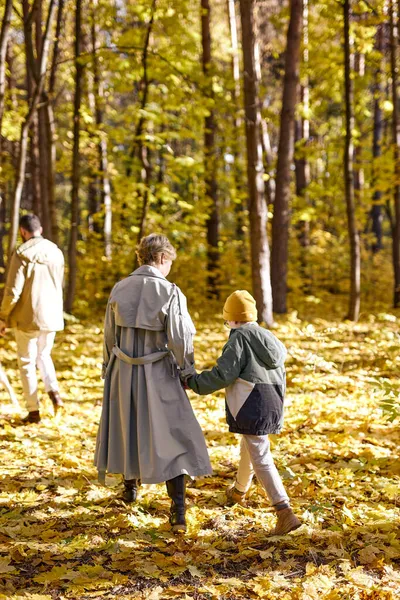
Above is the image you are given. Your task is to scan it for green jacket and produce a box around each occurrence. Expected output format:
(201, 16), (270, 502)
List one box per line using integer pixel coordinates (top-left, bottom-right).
(188, 323), (287, 435)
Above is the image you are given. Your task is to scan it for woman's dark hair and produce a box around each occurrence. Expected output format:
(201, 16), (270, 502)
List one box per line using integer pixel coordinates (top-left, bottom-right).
(19, 214), (41, 233)
(136, 234), (177, 266)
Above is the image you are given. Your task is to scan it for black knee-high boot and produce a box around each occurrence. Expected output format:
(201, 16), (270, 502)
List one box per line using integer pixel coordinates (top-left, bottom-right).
(123, 478), (138, 503)
(166, 475), (186, 532)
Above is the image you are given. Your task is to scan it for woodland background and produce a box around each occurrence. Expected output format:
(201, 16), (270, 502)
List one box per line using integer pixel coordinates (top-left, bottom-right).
(1, 0), (400, 321)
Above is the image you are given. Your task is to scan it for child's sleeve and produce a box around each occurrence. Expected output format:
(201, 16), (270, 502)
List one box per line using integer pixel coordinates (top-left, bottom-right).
(187, 335), (246, 395)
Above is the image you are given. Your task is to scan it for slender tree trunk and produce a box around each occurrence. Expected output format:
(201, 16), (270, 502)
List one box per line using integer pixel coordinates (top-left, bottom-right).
(126, 0), (156, 178)
(371, 24), (384, 252)
(91, 1), (112, 258)
(0, 0), (12, 140)
(66, 0), (83, 312)
(45, 0), (64, 244)
(201, 0), (219, 297)
(0, 0), (12, 284)
(254, 42), (274, 205)
(343, 0), (360, 320)
(271, 0), (303, 314)
(8, 0), (57, 259)
(353, 52), (365, 208)
(35, 0), (51, 237)
(22, 0), (41, 217)
(227, 0), (245, 241)
(126, 0), (156, 261)
(239, 0), (273, 325)
(390, 0), (400, 307)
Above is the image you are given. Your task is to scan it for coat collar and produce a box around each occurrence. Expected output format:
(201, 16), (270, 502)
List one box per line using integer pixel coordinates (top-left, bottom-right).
(130, 265), (168, 281)
(16, 236), (44, 254)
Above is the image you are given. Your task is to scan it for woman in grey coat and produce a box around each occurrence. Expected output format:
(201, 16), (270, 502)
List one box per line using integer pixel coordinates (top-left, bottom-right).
(94, 234), (212, 531)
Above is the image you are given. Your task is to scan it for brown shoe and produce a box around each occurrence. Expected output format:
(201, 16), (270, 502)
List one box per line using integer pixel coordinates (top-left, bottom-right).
(226, 484), (247, 506)
(48, 391), (63, 414)
(21, 411), (41, 424)
(270, 507), (301, 536)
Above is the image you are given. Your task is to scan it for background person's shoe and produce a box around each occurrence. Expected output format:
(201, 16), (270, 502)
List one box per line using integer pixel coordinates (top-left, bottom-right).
(270, 507), (301, 536)
(21, 411), (41, 424)
(48, 391), (64, 414)
(225, 484), (247, 506)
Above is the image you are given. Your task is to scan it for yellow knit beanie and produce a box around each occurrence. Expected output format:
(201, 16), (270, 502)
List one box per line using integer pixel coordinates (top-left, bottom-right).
(223, 290), (258, 322)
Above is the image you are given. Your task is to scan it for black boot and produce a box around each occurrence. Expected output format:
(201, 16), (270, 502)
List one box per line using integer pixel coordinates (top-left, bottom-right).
(166, 475), (186, 532)
(122, 479), (138, 503)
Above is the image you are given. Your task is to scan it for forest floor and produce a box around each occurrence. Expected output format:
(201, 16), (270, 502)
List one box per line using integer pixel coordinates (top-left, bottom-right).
(0, 310), (399, 600)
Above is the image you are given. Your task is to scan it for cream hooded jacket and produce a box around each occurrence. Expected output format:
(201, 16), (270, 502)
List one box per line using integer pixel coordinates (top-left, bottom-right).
(0, 237), (64, 332)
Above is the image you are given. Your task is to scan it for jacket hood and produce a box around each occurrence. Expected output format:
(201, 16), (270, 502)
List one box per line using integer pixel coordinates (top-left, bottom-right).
(17, 237), (64, 267)
(234, 323), (287, 369)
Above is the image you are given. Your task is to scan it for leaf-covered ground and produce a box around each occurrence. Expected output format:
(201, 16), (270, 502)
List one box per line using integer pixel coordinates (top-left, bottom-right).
(0, 312), (399, 600)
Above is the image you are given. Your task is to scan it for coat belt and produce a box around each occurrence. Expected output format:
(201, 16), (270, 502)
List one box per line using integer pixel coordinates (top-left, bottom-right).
(112, 345), (170, 365)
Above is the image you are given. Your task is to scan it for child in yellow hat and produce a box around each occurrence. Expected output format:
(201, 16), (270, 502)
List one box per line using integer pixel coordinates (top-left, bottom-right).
(184, 290), (300, 536)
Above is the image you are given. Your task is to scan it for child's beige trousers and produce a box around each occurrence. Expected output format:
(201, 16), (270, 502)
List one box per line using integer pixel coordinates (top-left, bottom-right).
(235, 435), (289, 506)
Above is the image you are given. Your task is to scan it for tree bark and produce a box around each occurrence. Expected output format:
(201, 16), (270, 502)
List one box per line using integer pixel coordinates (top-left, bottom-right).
(390, 0), (400, 307)
(0, 0), (12, 284)
(91, 0), (112, 258)
(126, 0), (156, 178)
(227, 0), (245, 241)
(271, 0), (303, 314)
(35, 0), (51, 238)
(294, 0), (310, 290)
(8, 0), (57, 260)
(66, 0), (83, 313)
(371, 24), (384, 252)
(44, 0), (64, 245)
(239, 0), (273, 325)
(22, 0), (41, 218)
(343, 0), (360, 320)
(0, 0), (12, 141)
(202, 0), (219, 297)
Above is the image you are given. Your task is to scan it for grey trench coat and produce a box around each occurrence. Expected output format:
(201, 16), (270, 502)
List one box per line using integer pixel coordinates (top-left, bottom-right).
(94, 265), (212, 484)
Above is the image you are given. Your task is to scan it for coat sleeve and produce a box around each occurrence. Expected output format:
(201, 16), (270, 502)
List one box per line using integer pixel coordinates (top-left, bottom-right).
(166, 286), (196, 378)
(187, 334), (246, 395)
(0, 252), (26, 323)
(102, 300), (115, 378)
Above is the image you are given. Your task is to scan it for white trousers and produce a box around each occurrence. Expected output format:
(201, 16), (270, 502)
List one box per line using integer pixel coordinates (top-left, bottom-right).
(14, 330), (59, 412)
(235, 435), (289, 507)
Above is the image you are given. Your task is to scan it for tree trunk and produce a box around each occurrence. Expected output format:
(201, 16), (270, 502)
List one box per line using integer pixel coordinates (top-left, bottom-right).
(227, 0), (245, 241)
(0, 0), (12, 284)
(36, 0), (51, 238)
(343, 0), (360, 320)
(390, 0), (400, 307)
(66, 0), (83, 313)
(8, 0), (57, 259)
(254, 42), (274, 205)
(353, 52), (365, 209)
(22, 0), (40, 218)
(239, 0), (273, 326)
(126, 0), (156, 178)
(0, 0), (12, 140)
(371, 24), (384, 252)
(271, 0), (303, 314)
(45, 0), (64, 244)
(201, 0), (219, 297)
(294, 0), (310, 291)
(91, 0), (112, 258)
